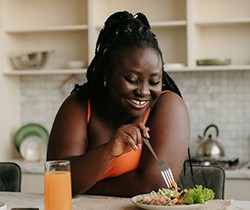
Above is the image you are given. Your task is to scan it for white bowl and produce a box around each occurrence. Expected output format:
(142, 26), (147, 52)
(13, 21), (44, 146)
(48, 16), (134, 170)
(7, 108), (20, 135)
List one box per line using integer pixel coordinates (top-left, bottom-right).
(164, 63), (185, 69)
(66, 60), (85, 69)
(9, 50), (54, 70)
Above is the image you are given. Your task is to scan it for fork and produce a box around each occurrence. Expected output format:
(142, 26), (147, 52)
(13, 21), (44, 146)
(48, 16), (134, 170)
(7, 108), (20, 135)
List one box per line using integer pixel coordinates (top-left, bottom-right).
(142, 137), (175, 189)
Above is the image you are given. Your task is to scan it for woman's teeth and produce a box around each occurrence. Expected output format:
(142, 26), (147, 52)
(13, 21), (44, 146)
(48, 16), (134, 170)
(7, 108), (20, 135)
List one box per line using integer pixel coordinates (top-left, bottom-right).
(129, 99), (148, 108)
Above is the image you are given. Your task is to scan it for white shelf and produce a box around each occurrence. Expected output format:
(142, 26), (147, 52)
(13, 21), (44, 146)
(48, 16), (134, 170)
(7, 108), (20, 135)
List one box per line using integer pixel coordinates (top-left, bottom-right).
(96, 20), (187, 30)
(150, 20), (186, 28)
(5, 25), (88, 33)
(3, 66), (250, 76)
(2, 69), (87, 76)
(167, 65), (250, 72)
(195, 18), (250, 26)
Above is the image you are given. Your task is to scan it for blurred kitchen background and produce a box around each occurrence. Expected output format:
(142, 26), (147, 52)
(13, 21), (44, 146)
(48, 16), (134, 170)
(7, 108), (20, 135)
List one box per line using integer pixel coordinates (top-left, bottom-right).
(0, 0), (250, 200)
(19, 71), (250, 162)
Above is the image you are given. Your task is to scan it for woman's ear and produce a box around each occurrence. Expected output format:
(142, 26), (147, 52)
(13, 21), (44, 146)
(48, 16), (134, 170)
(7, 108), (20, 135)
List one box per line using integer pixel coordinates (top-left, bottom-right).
(102, 64), (109, 82)
(102, 67), (108, 88)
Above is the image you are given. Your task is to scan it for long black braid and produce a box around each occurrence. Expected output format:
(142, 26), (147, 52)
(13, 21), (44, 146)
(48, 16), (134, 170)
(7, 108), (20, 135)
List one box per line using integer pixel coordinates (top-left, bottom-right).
(72, 11), (182, 98)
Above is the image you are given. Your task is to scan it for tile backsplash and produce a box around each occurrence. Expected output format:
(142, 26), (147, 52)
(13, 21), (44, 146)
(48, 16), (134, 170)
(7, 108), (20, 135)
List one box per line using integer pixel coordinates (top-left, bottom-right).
(20, 70), (250, 162)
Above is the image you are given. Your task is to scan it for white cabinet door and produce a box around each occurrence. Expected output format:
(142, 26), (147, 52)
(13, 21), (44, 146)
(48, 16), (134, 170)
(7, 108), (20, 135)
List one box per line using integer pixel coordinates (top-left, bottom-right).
(225, 179), (250, 201)
(21, 173), (44, 193)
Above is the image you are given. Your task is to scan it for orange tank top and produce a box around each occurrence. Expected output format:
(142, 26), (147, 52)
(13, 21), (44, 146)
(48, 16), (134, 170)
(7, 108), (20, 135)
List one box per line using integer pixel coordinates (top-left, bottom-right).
(87, 91), (169, 180)
(86, 100), (150, 180)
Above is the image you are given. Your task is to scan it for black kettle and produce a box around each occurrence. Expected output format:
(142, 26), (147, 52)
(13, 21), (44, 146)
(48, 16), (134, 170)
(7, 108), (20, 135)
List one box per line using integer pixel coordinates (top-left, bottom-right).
(196, 124), (225, 158)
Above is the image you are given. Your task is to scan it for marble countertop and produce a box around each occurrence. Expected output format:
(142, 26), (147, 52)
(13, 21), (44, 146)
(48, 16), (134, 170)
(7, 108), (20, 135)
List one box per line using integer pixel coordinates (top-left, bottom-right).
(11, 159), (44, 174)
(10, 159), (250, 179)
(1, 192), (250, 210)
(225, 162), (250, 179)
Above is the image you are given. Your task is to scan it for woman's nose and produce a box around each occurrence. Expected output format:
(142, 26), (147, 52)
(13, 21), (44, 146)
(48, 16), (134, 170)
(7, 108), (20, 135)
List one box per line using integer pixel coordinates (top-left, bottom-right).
(135, 84), (150, 96)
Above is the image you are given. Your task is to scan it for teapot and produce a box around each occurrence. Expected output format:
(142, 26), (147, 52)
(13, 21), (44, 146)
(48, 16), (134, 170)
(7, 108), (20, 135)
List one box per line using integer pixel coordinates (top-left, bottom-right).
(196, 124), (225, 158)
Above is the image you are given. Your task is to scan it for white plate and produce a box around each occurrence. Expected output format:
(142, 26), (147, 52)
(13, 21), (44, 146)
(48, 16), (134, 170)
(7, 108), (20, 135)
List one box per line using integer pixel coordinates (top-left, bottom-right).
(0, 202), (7, 210)
(131, 194), (203, 210)
(20, 135), (47, 161)
(14, 123), (49, 153)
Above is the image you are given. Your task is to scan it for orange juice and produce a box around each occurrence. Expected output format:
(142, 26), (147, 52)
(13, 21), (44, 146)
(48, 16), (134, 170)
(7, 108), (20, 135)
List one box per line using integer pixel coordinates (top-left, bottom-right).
(44, 171), (72, 210)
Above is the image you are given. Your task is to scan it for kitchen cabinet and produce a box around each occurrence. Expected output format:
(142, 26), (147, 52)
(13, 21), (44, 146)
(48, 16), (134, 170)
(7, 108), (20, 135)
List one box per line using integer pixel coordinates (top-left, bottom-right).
(0, 0), (88, 75)
(22, 173), (44, 193)
(0, 0), (250, 76)
(225, 179), (250, 201)
(224, 164), (250, 201)
(190, 0), (250, 70)
(9, 159), (44, 193)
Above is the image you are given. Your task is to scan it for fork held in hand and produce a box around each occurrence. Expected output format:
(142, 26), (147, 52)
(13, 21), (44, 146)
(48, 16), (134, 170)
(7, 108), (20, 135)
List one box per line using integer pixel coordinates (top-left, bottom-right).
(142, 137), (175, 189)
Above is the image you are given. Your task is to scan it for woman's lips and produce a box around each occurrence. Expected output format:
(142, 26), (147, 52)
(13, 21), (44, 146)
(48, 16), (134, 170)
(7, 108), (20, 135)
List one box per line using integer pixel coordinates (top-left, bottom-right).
(127, 98), (149, 109)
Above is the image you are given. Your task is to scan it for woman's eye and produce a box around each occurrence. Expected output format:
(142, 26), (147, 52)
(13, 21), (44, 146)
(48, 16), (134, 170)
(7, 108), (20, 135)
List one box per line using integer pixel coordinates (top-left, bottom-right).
(125, 77), (139, 84)
(124, 76), (160, 86)
(150, 81), (161, 86)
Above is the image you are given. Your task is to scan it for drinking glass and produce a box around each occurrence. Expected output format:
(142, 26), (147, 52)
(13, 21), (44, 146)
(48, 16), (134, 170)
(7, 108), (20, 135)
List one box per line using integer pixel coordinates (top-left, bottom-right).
(44, 160), (72, 210)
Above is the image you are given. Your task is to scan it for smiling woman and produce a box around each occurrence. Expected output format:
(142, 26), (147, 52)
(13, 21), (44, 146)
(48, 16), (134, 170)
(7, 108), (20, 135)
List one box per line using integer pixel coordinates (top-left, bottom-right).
(46, 11), (190, 197)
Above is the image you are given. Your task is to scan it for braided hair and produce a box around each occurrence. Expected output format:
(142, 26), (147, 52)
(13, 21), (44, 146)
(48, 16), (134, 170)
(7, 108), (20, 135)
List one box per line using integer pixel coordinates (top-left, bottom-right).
(72, 11), (182, 98)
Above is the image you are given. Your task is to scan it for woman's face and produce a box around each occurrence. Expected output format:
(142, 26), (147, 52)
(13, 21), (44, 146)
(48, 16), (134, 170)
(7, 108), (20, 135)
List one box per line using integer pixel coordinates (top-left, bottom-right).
(106, 47), (163, 118)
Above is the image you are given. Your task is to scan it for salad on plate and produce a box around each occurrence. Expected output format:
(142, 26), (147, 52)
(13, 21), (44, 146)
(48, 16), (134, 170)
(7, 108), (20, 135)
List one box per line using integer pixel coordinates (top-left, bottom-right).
(134, 183), (215, 207)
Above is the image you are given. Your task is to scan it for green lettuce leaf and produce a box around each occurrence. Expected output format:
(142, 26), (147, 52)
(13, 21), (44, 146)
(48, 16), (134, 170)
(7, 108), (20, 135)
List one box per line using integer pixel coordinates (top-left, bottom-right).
(182, 185), (215, 204)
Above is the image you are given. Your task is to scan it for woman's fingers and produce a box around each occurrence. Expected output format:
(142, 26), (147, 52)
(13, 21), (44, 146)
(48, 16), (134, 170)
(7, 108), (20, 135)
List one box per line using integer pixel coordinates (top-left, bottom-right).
(123, 131), (140, 150)
(109, 123), (150, 157)
(137, 122), (150, 139)
(115, 125), (140, 151)
(120, 123), (150, 150)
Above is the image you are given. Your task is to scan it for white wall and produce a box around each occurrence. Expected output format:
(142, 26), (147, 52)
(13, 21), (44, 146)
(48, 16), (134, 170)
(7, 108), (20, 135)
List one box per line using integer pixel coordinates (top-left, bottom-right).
(0, 75), (21, 160)
(171, 71), (250, 162)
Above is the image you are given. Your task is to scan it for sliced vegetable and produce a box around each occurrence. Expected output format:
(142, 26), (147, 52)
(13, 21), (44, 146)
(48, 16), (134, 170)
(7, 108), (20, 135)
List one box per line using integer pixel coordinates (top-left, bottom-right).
(137, 185), (215, 206)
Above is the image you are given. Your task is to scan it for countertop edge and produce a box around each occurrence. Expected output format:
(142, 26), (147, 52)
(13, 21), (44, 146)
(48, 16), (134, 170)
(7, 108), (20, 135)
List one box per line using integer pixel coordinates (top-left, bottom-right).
(9, 159), (250, 179)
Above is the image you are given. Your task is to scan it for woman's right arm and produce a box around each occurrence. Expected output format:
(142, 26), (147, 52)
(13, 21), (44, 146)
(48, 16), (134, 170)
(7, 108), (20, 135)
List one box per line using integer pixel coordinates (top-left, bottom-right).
(47, 93), (116, 196)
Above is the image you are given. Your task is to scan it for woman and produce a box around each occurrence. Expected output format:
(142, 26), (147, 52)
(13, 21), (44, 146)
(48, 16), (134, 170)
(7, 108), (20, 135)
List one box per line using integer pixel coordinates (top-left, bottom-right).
(47, 11), (190, 197)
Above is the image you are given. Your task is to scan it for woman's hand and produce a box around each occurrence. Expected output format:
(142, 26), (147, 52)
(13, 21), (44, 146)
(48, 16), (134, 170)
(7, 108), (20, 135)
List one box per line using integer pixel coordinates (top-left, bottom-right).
(107, 122), (150, 157)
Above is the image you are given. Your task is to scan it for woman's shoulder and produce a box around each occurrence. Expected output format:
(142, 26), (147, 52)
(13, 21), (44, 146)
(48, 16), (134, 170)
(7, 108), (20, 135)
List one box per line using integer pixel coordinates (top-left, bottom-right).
(153, 90), (188, 116)
(62, 92), (87, 108)
(158, 90), (185, 104)
(56, 91), (88, 122)
(147, 90), (189, 137)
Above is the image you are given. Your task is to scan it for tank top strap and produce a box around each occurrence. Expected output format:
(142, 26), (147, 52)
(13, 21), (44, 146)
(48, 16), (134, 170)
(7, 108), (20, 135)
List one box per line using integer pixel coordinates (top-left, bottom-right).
(87, 99), (91, 125)
(142, 108), (151, 125)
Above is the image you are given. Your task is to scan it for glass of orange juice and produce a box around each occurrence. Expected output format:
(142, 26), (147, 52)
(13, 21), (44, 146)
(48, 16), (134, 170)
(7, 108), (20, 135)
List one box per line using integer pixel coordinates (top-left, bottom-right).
(44, 160), (72, 210)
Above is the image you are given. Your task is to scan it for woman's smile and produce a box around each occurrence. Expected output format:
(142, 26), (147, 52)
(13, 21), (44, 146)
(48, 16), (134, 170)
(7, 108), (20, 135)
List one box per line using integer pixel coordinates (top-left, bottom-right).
(126, 98), (149, 109)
